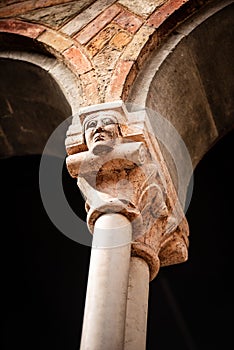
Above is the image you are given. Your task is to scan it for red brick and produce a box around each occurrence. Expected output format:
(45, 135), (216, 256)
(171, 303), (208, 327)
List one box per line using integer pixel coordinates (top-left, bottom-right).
(74, 4), (121, 44)
(113, 9), (143, 34)
(147, 0), (189, 28)
(0, 19), (45, 38)
(63, 45), (92, 75)
(106, 59), (135, 101)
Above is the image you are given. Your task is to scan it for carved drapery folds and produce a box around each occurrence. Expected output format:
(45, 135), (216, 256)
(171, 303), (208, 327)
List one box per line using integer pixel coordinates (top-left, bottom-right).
(65, 101), (189, 280)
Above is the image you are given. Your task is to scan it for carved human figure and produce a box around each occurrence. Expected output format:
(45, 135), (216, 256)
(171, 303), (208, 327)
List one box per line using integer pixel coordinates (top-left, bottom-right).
(77, 110), (168, 239)
(66, 105), (188, 277)
(83, 112), (122, 153)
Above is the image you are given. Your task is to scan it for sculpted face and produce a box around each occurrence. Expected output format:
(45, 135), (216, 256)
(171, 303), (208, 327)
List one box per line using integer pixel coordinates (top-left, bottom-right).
(84, 114), (121, 150)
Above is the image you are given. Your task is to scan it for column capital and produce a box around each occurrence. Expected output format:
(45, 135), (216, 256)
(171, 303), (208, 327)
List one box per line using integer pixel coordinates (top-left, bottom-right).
(65, 100), (189, 280)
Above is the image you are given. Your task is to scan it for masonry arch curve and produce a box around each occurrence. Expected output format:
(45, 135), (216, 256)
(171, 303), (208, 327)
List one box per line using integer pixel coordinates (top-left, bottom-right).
(128, 1), (234, 174)
(0, 36), (83, 159)
(0, 57), (70, 158)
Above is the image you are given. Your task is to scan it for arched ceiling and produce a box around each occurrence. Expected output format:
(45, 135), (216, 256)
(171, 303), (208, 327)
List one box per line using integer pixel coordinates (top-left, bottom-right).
(0, 58), (72, 158)
(129, 2), (234, 171)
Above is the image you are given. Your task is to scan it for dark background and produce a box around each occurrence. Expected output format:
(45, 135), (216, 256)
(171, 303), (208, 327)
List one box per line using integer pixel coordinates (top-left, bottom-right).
(1, 129), (233, 350)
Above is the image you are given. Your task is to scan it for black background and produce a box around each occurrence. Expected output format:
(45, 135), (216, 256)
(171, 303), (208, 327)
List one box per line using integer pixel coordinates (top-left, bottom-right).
(1, 129), (233, 350)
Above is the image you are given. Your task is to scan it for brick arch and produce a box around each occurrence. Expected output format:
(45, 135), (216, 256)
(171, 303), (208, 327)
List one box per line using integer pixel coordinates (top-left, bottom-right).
(0, 19), (88, 158)
(127, 0), (234, 178)
(105, 0), (215, 101)
(0, 57), (73, 158)
(0, 18), (100, 106)
(0, 1), (215, 106)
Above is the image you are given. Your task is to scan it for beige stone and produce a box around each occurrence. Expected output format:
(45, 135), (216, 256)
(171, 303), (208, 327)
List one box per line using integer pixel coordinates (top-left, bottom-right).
(65, 101), (189, 280)
(121, 25), (155, 61)
(118, 0), (167, 18)
(110, 30), (132, 50)
(37, 30), (73, 52)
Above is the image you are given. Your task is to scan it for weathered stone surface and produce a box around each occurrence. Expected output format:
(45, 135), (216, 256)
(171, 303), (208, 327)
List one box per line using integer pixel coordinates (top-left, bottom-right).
(0, 19), (45, 38)
(105, 59), (136, 101)
(109, 30), (132, 50)
(19, 0), (96, 29)
(146, 0), (189, 28)
(65, 101), (189, 280)
(37, 29), (73, 52)
(186, 4), (234, 135)
(84, 23), (132, 57)
(121, 25), (155, 61)
(0, 1), (35, 18)
(86, 24), (119, 57)
(113, 8), (143, 34)
(74, 4), (121, 45)
(0, 0), (24, 6)
(117, 0), (166, 18)
(0, 50), (56, 71)
(63, 45), (92, 75)
(0, 0), (91, 19)
(61, 0), (117, 36)
(80, 70), (101, 105)
(146, 41), (218, 168)
(93, 45), (122, 101)
(49, 61), (83, 113)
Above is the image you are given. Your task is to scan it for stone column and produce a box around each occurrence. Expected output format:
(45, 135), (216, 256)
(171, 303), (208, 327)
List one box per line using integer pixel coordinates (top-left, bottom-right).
(80, 213), (132, 350)
(65, 101), (189, 350)
(124, 257), (150, 350)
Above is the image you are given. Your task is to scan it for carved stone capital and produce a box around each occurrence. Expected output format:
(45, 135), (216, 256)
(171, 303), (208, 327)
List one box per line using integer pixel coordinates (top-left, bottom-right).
(65, 101), (189, 280)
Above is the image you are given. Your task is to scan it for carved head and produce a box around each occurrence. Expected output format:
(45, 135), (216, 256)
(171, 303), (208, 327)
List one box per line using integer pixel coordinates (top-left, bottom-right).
(83, 111), (123, 151)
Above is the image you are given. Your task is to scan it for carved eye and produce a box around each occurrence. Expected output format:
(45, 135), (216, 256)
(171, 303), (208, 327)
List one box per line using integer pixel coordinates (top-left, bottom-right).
(86, 120), (97, 130)
(102, 117), (116, 126)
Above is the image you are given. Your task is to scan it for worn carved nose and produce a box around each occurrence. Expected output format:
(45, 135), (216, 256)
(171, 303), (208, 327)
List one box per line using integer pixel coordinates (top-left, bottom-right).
(95, 126), (104, 133)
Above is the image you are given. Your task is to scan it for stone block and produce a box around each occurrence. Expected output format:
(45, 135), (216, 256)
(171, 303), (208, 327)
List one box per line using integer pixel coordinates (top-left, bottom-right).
(105, 59), (136, 100)
(61, 0), (117, 36)
(0, 1), (35, 18)
(74, 4), (121, 45)
(63, 45), (92, 75)
(19, 0), (96, 29)
(146, 0), (189, 28)
(37, 30), (73, 52)
(109, 30), (132, 50)
(93, 45), (122, 100)
(117, 0), (166, 18)
(80, 70), (101, 105)
(113, 9), (143, 34)
(0, 19), (45, 38)
(121, 25), (155, 61)
(86, 24), (119, 57)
